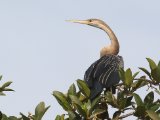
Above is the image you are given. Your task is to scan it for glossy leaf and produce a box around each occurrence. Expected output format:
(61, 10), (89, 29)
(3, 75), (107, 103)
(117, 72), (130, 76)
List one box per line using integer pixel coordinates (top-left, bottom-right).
(35, 102), (50, 120)
(133, 71), (139, 79)
(146, 58), (157, 70)
(151, 67), (160, 82)
(3, 88), (14, 91)
(78, 93), (86, 101)
(139, 67), (152, 79)
(119, 68), (125, 82)
(124, 68), (133, 87)
(77, 80), (90, 98)
(131, 80), (143, 91)
(69, 95), (82, 106)
(53, 91), (72, 111)
(74, 104), (86, 117)
(146, 110), (160, 120)
(68, 84), (76, 96)
(20, 113), (30, 120)
(1, 81), (12, 89)
(133, 93), (143, 106)
(144, 91), (154, 104)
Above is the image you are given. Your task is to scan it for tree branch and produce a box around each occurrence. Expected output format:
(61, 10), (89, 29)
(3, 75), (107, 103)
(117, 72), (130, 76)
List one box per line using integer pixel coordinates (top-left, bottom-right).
(118, 111), (134, 119)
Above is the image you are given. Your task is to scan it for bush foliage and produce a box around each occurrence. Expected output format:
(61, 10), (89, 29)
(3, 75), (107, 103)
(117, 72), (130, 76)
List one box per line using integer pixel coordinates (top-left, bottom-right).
(0, 58), (160, 120)
(54, 58), (160, 120)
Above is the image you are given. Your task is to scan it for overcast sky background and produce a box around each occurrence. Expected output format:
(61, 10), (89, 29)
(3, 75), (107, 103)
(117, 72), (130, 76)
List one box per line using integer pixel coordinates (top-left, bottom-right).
(0, 0), (160, 119)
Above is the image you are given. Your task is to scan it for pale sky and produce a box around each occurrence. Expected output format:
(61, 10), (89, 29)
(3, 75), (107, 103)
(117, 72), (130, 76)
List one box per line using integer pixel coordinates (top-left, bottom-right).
(0, 0), (160, 119)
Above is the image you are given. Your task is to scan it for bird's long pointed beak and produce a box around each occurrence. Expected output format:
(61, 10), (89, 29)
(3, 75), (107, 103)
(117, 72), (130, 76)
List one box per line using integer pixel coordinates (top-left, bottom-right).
(66, 20), (89, 25)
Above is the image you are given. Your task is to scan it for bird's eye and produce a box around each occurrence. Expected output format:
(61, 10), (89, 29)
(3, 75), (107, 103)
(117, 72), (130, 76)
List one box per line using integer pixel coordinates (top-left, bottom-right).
(89, 19), (92, 22)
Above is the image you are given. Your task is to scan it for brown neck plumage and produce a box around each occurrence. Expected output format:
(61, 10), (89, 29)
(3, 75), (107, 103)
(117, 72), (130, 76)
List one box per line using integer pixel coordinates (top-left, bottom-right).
(99, 23), (119, 57)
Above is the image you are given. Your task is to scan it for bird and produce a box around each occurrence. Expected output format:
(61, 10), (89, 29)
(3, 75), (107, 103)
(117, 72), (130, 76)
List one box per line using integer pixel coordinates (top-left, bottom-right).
(68, 19), (124, 100)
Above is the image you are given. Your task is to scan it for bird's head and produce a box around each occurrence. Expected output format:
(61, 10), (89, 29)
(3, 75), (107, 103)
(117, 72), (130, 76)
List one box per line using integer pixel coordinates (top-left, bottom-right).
(67, 19), (106, 29)
(67, 18), (119, 56)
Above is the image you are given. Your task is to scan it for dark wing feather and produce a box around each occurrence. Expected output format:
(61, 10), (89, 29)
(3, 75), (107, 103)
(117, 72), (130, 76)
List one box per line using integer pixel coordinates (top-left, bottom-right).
(84, 55), (124, 99)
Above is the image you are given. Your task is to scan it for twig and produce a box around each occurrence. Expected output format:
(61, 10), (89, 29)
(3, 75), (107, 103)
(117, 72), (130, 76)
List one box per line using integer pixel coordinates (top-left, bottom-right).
(134, 78), (159, 85)
(133, 78), (152, 84)
(118, 111), (134, 119)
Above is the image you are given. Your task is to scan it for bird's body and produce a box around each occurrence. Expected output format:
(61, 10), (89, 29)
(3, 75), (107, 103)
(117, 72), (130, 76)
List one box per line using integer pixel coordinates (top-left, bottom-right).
(68, 19), (124, 99)
(84, 55), (123, 99)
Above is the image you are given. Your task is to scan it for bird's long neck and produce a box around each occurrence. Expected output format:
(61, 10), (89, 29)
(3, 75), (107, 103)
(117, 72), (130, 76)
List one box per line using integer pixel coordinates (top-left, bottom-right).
(100, 23), (119, 57)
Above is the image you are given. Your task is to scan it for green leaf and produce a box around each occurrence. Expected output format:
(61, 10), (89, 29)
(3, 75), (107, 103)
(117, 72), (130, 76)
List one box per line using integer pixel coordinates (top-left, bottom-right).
(133, 71), (139, 79)
(55, 114), (65, 120)
(68, 84), (76, 96)
(146, 58), (157, 70)
(69, 95), (87, 117)
(134, 106), (146, 117)
(157, 110), (160, 118)
(151, 67), (160, 82)
(77, 80), (90, 98)
(133, 93), (143, 106)
(155, 89), (160, 95)
(3, 88), (14, 91)
(0, 92), (6, 96)
(20, 113), (30, 120)
(118, 98), (127, 109)
(90, 96), (100, 112)
(8, 116), (18, 120)
(90, 109), (106, 119)
(119, 68), (125, 82)
(35, 102), (50, 120)
(113, 111), (121, 120)
(55, 115), (61, 120)
(132, 79), (148, 90)
(117, 93), (132, 109)
(144, 91), (154, 104)
(69, 95), (82, 106)
(74, 104), (86, 117)
(146, 110), (160, 120)
(125, 96), (133, 108)
(0, 112), (2, 120)
(139, 67), (152, 79)
(84, 100), (91, 114)
(124, 68), (133, 87)
(2, 114), (9, 120)
(0, 75), (2, 81)
(1, 81), (12, 88)
(68, 111), (76, 120)
(158, 61), (160, 67)
(150, 104), (160, 111)
(105, 92), (118, 108)
(77, 92), (86, 101)
(53, 91), (72, 111)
